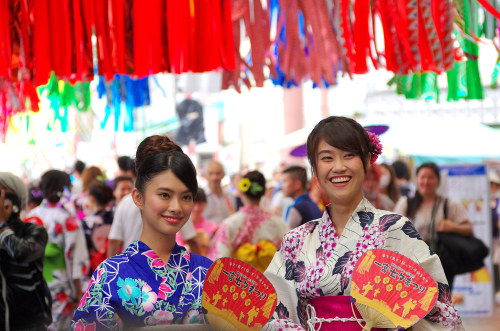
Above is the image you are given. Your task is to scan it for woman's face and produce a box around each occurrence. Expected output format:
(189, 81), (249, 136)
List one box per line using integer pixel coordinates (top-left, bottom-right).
(416, 167), (439, 198)
(315, 139), (365, 205)
(133, 170), (194, 237)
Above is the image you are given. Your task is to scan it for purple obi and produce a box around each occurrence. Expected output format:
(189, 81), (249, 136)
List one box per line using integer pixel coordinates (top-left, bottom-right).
(306, 296), (386, 331)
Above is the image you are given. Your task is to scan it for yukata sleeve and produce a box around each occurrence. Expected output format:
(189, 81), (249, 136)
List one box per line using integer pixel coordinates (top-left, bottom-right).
(262, 250), (305, 331)
(72, 263), (121, 330)
(207, 221), (232, 260)
(386, 217), (464, 331)
(64, 215), (90, 282)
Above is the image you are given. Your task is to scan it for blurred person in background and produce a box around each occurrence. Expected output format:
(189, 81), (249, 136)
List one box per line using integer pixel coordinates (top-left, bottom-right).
(393, 160), (415, 198)
(362, 163), (395, 211)
(281, 165), (322, 229)
(208, 171), (288, 272)
(176, 188), (217, 256)
(0, 172), (52, 330)
(72, 166), (104, 220)
(116, 155), (135, 180)
(379, 163), (400, 205)
(71, 160), (86, 197)
(26, 182), (44, 215)
(394, 162), (473, 288)
(112, 176), (133, 206)
(81, 181), (115, 275)
(27, 170), (89, 330)
(202, 161), (236, 224)
(489, 171), (500, 297)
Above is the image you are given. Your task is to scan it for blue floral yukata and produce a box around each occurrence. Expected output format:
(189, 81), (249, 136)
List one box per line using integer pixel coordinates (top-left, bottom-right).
(71, 241), (212, 330)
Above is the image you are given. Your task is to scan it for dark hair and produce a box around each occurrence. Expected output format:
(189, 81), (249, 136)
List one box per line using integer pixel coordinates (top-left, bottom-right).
(406, 162), (440, 219)
(118, 156), (134, 171)
(135, 135), (198, 196)
(81, 166), (104, 192)
(28, 183), (44, 207)
(381, 163), (400, 204)
(194, 187), (207, 203)
(74, 160), (86, 175)
(307, 116), (375, 174)
(88, 181), (115, 207)
(41, 170), (72, 203)
(393, 160), (410, 180)
(241, 171), (266, 200)
(282, 166), (307, 189)
(113, 176), (133, 190)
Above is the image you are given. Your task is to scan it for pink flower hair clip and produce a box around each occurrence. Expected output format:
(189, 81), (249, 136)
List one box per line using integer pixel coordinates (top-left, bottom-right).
(366, 131), (383, 164)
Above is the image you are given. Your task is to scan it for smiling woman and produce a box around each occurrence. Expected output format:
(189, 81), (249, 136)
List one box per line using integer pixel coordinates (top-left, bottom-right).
(71, 135), (213, 330)
(262, 116), (464, 330)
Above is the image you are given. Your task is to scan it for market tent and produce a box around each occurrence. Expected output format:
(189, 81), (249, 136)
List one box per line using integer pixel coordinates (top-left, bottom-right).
(360, 116), (500, 164)
(276, 116), (500, 165)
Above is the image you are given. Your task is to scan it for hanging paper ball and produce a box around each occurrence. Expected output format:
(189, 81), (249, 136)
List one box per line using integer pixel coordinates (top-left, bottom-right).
(350, 249), (438, 330)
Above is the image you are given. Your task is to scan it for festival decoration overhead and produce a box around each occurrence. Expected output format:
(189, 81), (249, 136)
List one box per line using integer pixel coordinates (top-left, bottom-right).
(0, 0), (235, 141)
(202, 258), (277, 330)
(3, 0), (500, 141)
(350, 249), (438, 330)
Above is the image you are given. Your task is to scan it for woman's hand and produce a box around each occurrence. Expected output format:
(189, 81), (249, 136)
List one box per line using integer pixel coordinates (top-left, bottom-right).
(0, 189), (13, 224)
(436, 218), (455, 232)
(437, 218), (473, 236)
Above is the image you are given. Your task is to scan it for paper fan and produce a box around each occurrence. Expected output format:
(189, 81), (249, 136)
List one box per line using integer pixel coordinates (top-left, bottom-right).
(202, 258), (277, 331)
(350, 249), (438, 330)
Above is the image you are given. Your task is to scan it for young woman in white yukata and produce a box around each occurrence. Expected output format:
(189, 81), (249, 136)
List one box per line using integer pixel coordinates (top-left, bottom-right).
(72, 135), (212, 330)
(263, 116), (463, 330)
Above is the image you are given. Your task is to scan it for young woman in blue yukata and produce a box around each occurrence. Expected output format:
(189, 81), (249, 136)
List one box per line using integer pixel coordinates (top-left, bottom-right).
(72, 135), (213, 330)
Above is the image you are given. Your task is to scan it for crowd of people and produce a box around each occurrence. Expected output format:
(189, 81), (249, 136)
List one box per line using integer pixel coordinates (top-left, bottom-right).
(2, 115), (497, 330)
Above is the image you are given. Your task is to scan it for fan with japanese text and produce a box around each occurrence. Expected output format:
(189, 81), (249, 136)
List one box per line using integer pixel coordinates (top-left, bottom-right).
(350, 249), (438, 330)
(202, 257), (277, 330)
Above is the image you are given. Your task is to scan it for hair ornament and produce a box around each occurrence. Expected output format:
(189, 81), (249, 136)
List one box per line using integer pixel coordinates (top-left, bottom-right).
(238, 178), (264, 196)
(366, 131), (383, 164)
(31, 189), (43, 198)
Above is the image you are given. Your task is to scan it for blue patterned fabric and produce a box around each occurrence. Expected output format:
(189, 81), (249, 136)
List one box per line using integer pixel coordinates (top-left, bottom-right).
(71, 241), (212, 330)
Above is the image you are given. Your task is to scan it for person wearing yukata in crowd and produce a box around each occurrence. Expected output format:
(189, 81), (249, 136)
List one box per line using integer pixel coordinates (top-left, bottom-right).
(208, 171), (289, 272)
(263, 116), (463, 330)
(72, 135), (213, 330)
(27, 170), (89, 331)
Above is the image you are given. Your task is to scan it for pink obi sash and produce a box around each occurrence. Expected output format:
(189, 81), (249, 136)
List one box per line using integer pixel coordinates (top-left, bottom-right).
(306, 296), (386, 331)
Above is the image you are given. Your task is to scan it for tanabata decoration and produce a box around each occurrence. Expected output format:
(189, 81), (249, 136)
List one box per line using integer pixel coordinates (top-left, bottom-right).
(202, 257), (277, 331)
(349, 249), (438, 330)
(0, 0), (235, 140)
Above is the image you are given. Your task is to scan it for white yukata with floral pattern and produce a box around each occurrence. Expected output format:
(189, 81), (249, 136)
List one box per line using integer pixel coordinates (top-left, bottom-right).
(71, 241), (212, 330)
(263, 198), (463, 330)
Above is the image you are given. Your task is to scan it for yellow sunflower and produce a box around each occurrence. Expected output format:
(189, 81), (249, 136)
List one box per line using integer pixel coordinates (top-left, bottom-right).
(238, 178), (251, 192)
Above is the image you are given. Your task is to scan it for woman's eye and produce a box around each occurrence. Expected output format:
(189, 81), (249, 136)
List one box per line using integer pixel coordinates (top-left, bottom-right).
(159, 193), (170, 199)
(344, 153), (355, 158)
(183, 195), (193, 201)
(320, 156), (332, 161)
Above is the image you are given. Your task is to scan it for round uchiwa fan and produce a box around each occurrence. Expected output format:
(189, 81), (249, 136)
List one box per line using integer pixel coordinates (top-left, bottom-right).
(350, 249), (438, 330)
(202, 257), (277, 331)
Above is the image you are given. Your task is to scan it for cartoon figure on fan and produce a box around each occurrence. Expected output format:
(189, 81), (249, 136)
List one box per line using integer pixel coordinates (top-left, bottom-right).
(71, 135), (212, 329)
(262, 116), (463, 330)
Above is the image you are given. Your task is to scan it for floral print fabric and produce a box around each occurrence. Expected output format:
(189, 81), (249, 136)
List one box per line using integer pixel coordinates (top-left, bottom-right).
(263, 198), (464, 330)
(71, 241), (212, 330)
(27, 200), (89, 330)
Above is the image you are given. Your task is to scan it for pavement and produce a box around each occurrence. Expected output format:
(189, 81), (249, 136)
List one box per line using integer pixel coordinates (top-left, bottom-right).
(461, 302), (500, 330)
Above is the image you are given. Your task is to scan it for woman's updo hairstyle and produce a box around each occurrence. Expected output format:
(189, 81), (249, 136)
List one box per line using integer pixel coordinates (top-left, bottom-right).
(307, 116), (377, 174)
(135, 135), (198, 196)
(41, 170), (72, 203)
(239, 170), (266, 200)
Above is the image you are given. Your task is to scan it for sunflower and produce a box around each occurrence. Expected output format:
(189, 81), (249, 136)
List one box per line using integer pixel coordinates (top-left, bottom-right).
(238, 178), (251, 192)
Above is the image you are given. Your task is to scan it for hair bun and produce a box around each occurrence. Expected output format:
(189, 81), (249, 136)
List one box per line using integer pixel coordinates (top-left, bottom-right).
(136, 135), (182, 160)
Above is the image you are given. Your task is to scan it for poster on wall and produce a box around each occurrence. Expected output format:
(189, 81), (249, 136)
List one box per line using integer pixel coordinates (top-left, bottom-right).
(439, 164), (493, 317)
